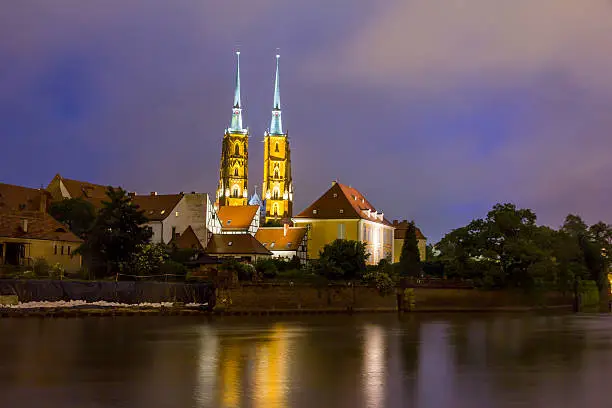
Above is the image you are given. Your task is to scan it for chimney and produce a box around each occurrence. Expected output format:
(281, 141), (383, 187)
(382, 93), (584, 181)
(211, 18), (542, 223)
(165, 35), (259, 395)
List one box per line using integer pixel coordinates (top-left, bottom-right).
(150, 192), (157, 196)
(283, 223), (289, 237)
(128, 192), (136, 198)
(22, 219), (28, 233)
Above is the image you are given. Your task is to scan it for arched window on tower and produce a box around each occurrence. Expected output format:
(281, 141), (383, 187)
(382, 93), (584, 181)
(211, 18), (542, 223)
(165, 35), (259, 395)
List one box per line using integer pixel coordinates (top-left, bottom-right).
(273, 186), (280, 200)
(272, 203), (279, 216)
(234, 168), (239, 177)
(232, 185), (240, 198)
(275, 143), (279, 153)
(234, 144), (240, 156)
(274, 168), (279, 179)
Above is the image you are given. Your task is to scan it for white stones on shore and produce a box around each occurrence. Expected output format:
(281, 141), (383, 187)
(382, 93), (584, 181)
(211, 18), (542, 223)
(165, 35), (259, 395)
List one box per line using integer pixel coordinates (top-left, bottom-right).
(3, 300), (207, 309)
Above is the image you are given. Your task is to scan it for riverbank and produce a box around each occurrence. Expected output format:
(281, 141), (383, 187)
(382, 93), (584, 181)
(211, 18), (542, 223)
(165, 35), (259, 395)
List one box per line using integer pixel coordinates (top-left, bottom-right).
(0, 304), (573, 318)
(0, 279), (578, 317)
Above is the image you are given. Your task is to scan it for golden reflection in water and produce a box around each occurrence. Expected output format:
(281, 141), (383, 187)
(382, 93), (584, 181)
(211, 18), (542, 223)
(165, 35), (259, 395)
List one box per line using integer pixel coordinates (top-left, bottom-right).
(219, 344), (242, 408)
(195, 327), (220, 407)
(363, 324), (386, 408)
(253, 324), (291, 408)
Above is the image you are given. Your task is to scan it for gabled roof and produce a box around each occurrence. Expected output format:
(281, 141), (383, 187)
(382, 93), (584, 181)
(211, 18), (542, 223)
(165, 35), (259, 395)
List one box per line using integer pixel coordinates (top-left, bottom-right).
(205, 234), (271, 255)
(295, 182), (392, 226)
(49, 174), (114, 208)
(392, 220), (426, 240)
(132, 194), (183, 221)
(0, 212), (82, 242)
(216, 205), (259, 231)
(0, 183), (50, 213)
(170, 226), (205, 251)
(255, 227), (307, 251)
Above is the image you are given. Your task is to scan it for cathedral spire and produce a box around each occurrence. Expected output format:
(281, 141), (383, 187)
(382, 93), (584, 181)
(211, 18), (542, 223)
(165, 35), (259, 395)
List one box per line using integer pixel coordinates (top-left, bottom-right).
(229, 51), (244, 132)
(269, 53), (283, 135)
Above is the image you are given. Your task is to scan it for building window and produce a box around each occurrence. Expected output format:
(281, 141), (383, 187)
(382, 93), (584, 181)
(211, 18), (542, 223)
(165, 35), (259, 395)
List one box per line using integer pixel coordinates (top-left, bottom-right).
(275, 143), (279, 152)
(234, 144), (240, 155)
(338, 223), (345, 239)
(54, 245), (57, 255)
(234, 168), (239, 177)
(175, 211), (179, 217)
(61, 246), (64, 255)
(274, 168), (279, 179)
(333, 193), (338, 198)
(339, 209), (344, 214)
(233, 187), (239, 198)
(68, 246), (71, 255)
(272, 203), (279, 216)
(273, 187), (280, 200)
(172, 226), (177, 238)
(313, 209), (317, 215)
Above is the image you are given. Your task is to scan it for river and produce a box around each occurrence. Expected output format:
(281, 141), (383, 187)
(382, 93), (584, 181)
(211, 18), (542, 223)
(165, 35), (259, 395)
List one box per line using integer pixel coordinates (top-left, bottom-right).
(0, 313), (610, 407)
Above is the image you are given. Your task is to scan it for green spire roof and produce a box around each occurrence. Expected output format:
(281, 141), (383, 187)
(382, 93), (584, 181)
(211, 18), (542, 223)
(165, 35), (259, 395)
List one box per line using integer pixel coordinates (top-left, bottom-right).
(229, 51), (244, 132)
(269, 54), (283, 135)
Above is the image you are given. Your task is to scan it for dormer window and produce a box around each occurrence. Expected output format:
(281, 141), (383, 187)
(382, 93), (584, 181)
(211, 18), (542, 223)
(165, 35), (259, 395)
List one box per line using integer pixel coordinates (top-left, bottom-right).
(228, 241), (233, 246)
(270, 242), (275, 248)
(339, 209), (344, 214)
(226, 220), (231, 225)
(313, 209), (318, 215)
(333, 193), (338, 198)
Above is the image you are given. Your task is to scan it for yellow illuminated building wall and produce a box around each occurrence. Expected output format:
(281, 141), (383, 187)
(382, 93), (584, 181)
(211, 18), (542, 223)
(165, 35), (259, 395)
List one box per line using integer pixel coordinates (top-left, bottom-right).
(262, 134), (292, 222)
(293, 218), (394, 265)
(217, 131), (249, 207)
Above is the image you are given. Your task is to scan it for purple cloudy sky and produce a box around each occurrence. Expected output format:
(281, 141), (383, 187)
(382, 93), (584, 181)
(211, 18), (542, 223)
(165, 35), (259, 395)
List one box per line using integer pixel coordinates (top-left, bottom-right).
(1, 0), (611, 241)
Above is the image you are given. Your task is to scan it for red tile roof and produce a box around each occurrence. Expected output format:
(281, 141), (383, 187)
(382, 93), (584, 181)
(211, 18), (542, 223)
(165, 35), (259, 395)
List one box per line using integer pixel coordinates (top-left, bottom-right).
(53, 175), (114, 208)
(0, 183), (50, 213)
(217, 205), (259, 231)
(170, 226), (205, 251)
(255, 227), (307, 251)
(392, 220), (426, 240)
(205, 234), (271, 256)
(132, 194), (183, 221)
(0, 212), (82, 242)
(295, 182), (392, 226)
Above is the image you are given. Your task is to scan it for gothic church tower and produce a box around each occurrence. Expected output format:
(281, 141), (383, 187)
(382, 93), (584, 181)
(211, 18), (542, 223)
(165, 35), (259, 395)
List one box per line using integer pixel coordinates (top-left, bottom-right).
(262, 54), (293, 223)
(217, 52), (249, 207)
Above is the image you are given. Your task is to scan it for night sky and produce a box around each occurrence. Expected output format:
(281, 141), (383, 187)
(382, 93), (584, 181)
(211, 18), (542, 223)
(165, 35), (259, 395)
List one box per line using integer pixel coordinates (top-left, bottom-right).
(1, 1), (611, 242)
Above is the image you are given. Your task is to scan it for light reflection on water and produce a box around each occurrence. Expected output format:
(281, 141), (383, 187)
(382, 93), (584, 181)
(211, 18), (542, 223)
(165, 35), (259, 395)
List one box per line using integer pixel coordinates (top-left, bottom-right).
(0, 314), (611, 408)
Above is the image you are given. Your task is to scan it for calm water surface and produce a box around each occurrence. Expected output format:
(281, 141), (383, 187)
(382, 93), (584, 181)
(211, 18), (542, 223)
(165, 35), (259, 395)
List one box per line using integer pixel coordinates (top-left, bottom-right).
(0, 313), (611, 408)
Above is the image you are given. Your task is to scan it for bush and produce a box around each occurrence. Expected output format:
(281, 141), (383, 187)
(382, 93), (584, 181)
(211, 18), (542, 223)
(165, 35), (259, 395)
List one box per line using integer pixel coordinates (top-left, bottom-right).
(255, 259), (278, 279)
(363, 261), (397, 296)
(33, 258), (50, 278)
(159, 260), (187, 279)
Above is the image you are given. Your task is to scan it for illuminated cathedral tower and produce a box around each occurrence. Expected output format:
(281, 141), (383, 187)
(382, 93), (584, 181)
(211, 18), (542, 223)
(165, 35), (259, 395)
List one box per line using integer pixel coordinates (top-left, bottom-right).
(217, 51), (249, 207)
(262, 54), (293, 223)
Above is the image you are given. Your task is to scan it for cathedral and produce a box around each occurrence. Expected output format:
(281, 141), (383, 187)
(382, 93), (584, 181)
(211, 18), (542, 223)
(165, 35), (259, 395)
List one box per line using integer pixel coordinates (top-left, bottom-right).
(215, 52), (293, 224)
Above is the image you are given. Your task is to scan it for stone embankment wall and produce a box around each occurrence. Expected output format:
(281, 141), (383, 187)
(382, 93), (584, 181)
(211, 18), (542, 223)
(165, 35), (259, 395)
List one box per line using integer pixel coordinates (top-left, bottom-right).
(0, 280), (215, 306)
(217, 284), (573, 312)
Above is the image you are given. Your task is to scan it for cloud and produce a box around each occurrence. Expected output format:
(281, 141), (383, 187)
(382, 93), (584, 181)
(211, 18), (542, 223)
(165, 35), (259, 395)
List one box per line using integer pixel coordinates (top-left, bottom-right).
(308, 0), (612, 92)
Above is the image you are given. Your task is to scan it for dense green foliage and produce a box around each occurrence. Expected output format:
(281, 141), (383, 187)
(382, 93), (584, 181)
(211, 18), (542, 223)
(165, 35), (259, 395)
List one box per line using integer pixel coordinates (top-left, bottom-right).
(48, 198), (96, 238)
(399, 221), (421, 277)
(77, 187), (152, 277)
(436, 203), (611, 292)
(363, 259), (397, 295)
(131, 243), (168, 275)
(315, 239), (369, 280)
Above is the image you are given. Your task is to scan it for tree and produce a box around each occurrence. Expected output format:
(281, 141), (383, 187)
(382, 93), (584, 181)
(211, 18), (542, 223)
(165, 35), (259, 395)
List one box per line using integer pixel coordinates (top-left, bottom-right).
(78, 187), (152, 277)
(48, 198), (96, 238)
(316, 239), (369, 280)
(131, 243), (168, 275)
(399, 221), (421, 277)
